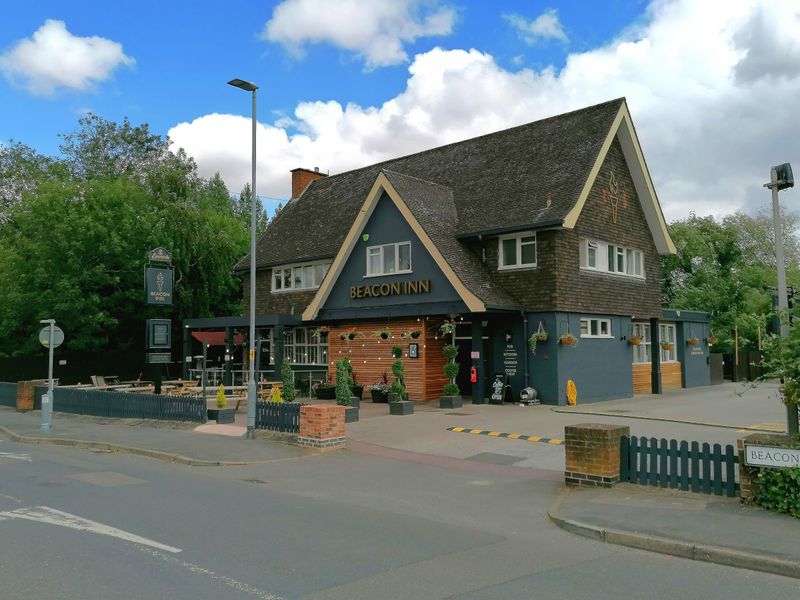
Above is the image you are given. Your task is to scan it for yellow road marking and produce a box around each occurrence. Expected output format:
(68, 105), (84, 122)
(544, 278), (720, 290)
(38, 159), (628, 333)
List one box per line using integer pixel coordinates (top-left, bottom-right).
(548, 439), (562, 445)
(507, 434), (521, 439)
(528, 436), (541, 442)
(469, 429), (483, 434)
(488, 431), (501, 437)
(451, 427), (465, 432)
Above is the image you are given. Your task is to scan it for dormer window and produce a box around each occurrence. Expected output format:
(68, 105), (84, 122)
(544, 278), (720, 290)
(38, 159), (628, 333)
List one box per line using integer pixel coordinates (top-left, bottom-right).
(498, 232), (537, 270)
(366, 241), (412, 277)
(272, 261), (330, 292)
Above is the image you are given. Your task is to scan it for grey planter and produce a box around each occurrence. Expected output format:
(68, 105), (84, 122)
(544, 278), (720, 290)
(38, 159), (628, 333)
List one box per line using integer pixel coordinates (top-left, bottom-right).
(389, 400), (414, 415)
(207, 408), (235, 424)
(345, 406), (359, 423)
(348, 396), (360, 409)
(387, 392), (401, 403)
(439, 396), (463, 409)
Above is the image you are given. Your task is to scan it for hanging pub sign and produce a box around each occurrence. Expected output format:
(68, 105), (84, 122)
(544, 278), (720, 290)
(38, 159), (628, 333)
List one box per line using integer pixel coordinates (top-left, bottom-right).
(145, 267), (174, 305)
(148, 247), (172, 264)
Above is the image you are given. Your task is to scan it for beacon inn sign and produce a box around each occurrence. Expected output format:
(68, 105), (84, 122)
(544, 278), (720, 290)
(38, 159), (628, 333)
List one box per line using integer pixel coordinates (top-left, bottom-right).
(350, 279), (431, 299)
(744, 445), (800, 468)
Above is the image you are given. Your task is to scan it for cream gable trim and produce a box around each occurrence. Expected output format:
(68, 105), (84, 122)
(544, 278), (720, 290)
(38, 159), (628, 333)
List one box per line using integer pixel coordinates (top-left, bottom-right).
(302, 172), (486, 321)
(562, 102), (676, 255)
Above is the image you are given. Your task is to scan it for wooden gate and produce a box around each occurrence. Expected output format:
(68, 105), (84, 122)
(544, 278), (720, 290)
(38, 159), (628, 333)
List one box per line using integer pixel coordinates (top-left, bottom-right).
(620, 436), (739, 497)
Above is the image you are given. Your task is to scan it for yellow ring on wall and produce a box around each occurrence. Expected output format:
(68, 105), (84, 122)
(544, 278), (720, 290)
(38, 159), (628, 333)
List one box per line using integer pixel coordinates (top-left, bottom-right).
(566, 379), (577, 406)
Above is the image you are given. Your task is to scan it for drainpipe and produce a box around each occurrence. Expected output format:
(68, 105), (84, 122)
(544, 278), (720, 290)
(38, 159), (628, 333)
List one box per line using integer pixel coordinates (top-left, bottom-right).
(522, 312), (529, 387)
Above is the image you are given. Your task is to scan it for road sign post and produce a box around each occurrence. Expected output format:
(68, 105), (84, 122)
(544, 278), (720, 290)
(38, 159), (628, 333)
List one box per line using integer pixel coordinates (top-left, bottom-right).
(38, 320), (63, 433)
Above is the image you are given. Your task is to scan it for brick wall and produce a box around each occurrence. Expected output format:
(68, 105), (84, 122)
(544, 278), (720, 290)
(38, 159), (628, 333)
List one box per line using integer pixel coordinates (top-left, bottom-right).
(565, 423), (630, 487)
(298, 404), (345, 451)
(243, 271), (317, 316)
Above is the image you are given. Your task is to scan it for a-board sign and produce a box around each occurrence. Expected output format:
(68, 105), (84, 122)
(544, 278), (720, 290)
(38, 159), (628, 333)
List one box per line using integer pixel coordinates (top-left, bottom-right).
(39, 326), (64, 349)
(744, 445), (800, 468)
(147, 352), (171, 364)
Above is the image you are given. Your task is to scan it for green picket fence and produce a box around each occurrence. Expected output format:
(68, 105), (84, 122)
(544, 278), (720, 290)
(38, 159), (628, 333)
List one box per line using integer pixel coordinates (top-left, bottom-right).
(36, 387), (206, 423)
(620, 435), (739, 497)
(0, 382), (16, 407)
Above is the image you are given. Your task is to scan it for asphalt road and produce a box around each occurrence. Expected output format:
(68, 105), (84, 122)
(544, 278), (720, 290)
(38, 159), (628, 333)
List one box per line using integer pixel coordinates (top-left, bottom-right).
(1, 435), (798, 600)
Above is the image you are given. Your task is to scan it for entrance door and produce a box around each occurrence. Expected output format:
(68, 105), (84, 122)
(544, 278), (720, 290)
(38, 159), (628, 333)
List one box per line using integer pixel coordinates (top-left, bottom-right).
(454, 337), (491, 396)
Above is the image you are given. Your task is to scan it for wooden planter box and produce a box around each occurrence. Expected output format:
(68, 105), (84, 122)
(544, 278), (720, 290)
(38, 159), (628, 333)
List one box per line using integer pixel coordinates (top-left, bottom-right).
(439, 396), (463, 409)
(315, 387), (336, 400)
(207, 408), (235, 424)
(370, 389), (389, 403)
(389, 400), (414, 415)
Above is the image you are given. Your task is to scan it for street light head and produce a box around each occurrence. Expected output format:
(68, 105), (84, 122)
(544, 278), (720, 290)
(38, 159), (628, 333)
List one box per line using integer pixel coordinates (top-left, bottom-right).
(227, 78), (258, 92)
(773, 163), (794, 191)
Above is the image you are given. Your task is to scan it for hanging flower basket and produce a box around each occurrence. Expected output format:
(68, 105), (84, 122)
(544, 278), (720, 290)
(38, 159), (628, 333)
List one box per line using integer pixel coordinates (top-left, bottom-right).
(660, 342), (674, 351)
(708, 335), (718, 346)
(686, 337), (700, 347)
(559, 332), (578, 346)
(371, 328), (391, 340)
(438, 320), (457, 337)
(340, 328), (363, 341)
(311, 326), (329, 340)
(629, 336), (642, 346)
(402, 329), (422, 339)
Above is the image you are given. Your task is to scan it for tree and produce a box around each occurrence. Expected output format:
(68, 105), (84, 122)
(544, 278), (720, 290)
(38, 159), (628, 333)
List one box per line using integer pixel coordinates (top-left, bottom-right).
(232, 183), (268, 237)
(0, 141), (65, 225)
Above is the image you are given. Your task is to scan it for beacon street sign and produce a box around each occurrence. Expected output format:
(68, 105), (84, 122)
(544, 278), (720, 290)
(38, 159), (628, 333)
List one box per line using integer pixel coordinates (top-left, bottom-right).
(744, 444), (800, 468)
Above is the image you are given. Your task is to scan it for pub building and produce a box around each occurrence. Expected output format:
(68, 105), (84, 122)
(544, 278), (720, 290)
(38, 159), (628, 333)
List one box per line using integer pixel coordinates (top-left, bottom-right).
(184, 98), (711, 404)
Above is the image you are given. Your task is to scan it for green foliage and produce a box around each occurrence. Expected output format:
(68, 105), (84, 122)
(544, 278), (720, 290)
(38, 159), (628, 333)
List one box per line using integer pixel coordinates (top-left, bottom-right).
(390, 358), (406, 401)
(233, 183), (269, 237)
(0, 116), (252, 357)
(442, 344), (458, 360)
(391, 345), (403, 359)
(443, 361), (459, 380)
(271, 386), (283, 403)
(280, 361), (295, 403)
(443, 383), (460, 396)
(662, 211), (800, 353)
(760, 325), (800, 407)
(335, 359), (352, 406)
(215, 384), (227, 409)
(753, 467), (800, 517)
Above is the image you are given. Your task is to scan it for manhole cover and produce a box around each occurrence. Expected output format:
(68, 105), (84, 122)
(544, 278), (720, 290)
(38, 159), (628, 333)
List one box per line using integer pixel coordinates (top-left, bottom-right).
(445, 412), (473, 416)
(242, 479), (269, 484)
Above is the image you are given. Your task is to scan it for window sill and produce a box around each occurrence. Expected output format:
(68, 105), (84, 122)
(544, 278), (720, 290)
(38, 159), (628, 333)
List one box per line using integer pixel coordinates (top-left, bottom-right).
(271, 287), (320, 294)
(363, 270), (413, 279)
(498, 264), (537, 272)
(579, 267), (646, 281)
(580, 335), (615, 339)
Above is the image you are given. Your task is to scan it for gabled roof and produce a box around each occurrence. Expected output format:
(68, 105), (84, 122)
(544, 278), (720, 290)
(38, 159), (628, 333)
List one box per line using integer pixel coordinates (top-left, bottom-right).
(236, 97), (675, 274)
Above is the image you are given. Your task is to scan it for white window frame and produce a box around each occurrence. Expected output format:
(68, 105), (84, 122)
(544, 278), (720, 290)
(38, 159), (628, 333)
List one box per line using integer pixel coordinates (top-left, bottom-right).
(272, 261), (331, 293)
(365, 241), (412, 277)
(631, 322), (651, 364)
(498, 231), (537, 270)
(283, 327), (328, 366)
(659, 323), (677, 363)
(580, 238), (644, 279)
(580, 317), (613, 338)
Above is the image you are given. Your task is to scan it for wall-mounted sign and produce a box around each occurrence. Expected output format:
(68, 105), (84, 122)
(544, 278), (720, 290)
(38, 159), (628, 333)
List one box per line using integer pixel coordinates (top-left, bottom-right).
(350, 279), (431, 300)
(744, 445), (800, 468)
(146, 267), (173, 305)
(147, 352), (171, 364)
(408, 343), (419, 358)
(148, 247), (172, 264)
(503, 343), (518, 377)
(471, 351), (480, 359)
(147, 319), (171, 349)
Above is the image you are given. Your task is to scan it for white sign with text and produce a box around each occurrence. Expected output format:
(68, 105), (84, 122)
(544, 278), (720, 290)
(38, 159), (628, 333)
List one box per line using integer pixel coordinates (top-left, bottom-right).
(744, 445), (800, 468)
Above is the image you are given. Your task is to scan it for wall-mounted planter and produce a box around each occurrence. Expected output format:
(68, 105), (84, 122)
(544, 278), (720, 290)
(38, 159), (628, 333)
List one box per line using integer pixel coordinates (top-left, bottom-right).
(439, 396), (463, 409)
(207, 408), (235, 424)
(389, 400), (414, 415)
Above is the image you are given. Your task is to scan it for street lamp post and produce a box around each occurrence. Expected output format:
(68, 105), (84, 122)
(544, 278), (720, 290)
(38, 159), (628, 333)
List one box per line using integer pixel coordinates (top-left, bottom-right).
(765, 162), (796, 434)
(228, 77), (259, 439)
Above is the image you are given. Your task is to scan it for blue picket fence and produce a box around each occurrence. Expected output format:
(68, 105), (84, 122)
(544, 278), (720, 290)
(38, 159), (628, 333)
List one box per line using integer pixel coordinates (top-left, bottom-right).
(34, 386), (206, 423)
(0, 382), (16, 407)
(620, 435), (739, 497)
(256, 401), (305, 433)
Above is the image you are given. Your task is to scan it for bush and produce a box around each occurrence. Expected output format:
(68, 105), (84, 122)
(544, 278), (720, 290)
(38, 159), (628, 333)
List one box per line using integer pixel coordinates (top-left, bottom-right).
(335, 359), (352, 406)
(390, 357), (406, 400)
(753, 467), (800, 518)
(391, 345), (403, 359)
(215, 384), (227, 409)
(443, 344), (458, 360)
(443, 383), (460, 396)
(271, 386), (283, 403)
(280, 361), (295, 402)
(443, 362), (459, 380)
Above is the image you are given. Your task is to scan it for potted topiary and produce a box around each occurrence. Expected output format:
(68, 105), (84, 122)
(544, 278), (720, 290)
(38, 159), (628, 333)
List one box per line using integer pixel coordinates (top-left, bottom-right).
(439, 343), (462, 408)
(280, 361), (296, 403)
(313, 381), (336, 400)
(342, 357), (363, 400)
(208, 384), (235, 423)
(389, 345), (413, 415)
(335, 359), (359, 423)
(559, 332), (578, 346)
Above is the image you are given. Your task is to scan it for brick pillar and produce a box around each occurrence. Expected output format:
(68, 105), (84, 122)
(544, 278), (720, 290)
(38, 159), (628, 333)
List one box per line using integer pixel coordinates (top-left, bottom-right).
(16, 380), (41, 411)
(298, 404), (346, 451)
(565, 423), (630, 488)
(737, 432), (798, 503)
(737, 438), (755, 502)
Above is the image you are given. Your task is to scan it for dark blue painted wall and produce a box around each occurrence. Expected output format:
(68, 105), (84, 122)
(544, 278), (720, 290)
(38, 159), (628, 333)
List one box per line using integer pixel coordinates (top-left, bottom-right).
(319, 192), (465, 319)
(488, 316), (525, 400)
(676, 320), (710, 388)
(526, 312), (560, 404)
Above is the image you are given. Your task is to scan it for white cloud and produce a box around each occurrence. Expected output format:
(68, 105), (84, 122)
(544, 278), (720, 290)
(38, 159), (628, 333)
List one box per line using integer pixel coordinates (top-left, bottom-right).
(0, 19), (134, 96)
(504, 9), (568, 44)
(262, 0), (456, 68)
(170, 0), (800, 222)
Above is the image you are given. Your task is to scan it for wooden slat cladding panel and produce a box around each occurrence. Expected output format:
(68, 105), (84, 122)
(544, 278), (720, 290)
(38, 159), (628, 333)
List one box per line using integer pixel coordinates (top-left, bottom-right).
(632, 363), (651, 394)
(327, 319), (446, 402)
(662, 362), (682, 390)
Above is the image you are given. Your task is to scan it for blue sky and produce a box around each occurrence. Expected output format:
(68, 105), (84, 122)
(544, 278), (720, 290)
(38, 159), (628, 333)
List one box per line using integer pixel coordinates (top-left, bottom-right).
(1, 1), (798, 218)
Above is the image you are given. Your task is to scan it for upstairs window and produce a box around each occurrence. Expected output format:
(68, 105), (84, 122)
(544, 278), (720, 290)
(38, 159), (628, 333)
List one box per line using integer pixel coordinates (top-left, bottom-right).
(580, 239), (644, 279)
(580, 317), (612, 338)
(366, 241), (411, 277)
(272, 262), (330, 292)
(499, 232), (537, 270)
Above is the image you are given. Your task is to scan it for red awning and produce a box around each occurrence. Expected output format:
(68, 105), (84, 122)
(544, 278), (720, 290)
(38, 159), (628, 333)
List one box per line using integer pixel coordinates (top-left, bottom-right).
(191, 331), (245, 347)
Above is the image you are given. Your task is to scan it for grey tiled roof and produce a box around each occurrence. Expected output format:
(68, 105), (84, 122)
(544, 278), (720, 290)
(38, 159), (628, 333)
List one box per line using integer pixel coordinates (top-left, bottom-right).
(236, 98), (625, 302)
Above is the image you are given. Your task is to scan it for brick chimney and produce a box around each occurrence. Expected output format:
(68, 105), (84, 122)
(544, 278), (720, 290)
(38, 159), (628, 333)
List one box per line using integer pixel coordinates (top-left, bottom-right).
(291, 167), (327, 199)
